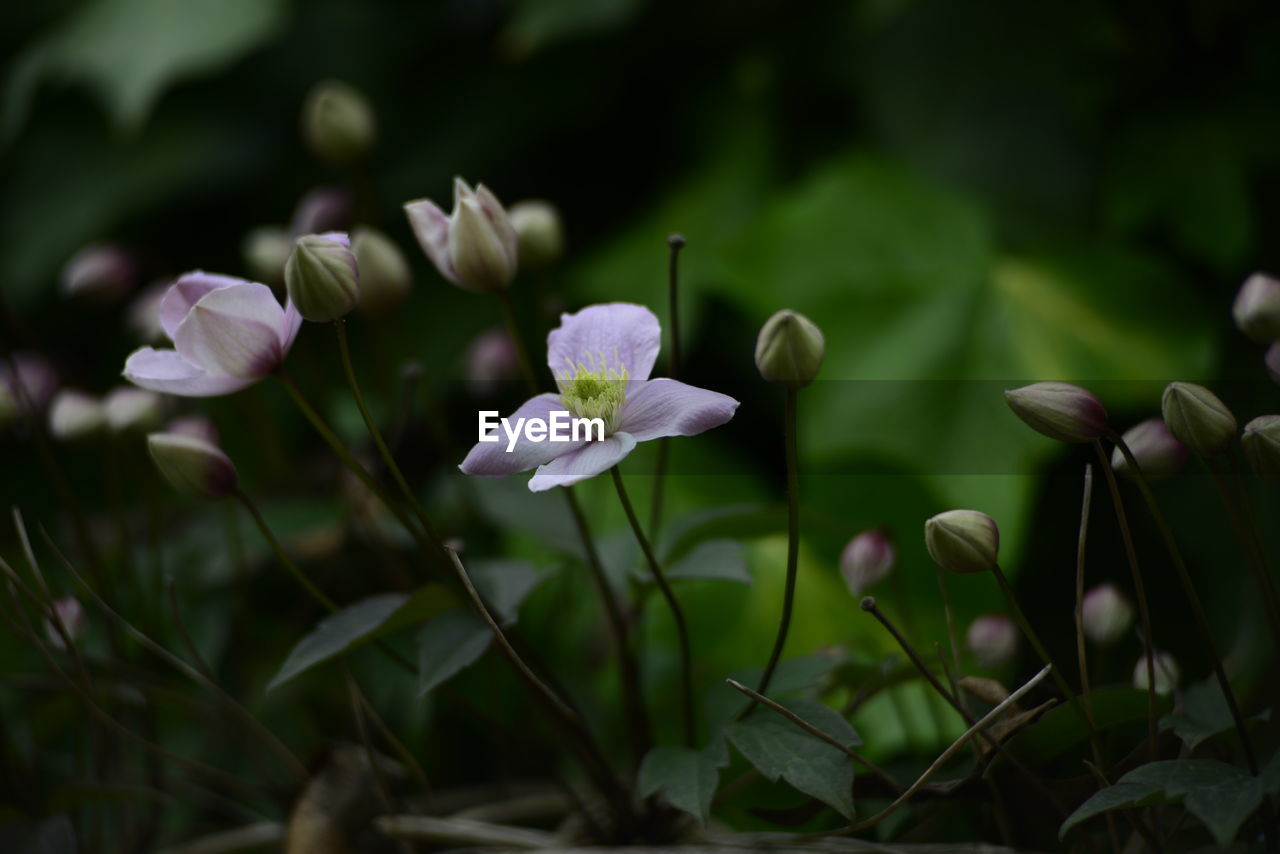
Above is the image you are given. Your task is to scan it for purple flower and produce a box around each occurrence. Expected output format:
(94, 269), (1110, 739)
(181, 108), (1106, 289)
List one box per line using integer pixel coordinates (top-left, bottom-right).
(460, 303), (738, 491)
(122, 272), (302, 397)
(404, 178), (519, 292)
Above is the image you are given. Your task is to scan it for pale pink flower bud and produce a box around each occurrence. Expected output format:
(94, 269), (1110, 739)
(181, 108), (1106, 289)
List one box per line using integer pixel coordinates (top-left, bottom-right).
(840, 528), (896, 596)
(1004, 382), (1108, 443)
(508, 200), (564, 271)
(166, 414), (219, 445)
(103, 387), (163, 432)
(965, 614), (1018, 669)
(45, 597), (88, 650)
(60, 243), (136, 301)
(1232, 272), (1280, 343)
(1110, 418), (1188, 482)
(48, 390), (104, 441)
(1081, 583), (1133, 646)
(147, 432), (238, 499)
(1133, 650), (1179, 696)
(925, 510), (999, 574)
(404, 178), (519, 293)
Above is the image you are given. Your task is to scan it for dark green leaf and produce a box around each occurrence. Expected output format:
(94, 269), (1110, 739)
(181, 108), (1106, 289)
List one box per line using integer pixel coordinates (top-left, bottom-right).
(1009, 687), (1172, 766)
(1160, 678), (1270, 750)
(637, 745), (724, 825)
(267, 594), (408, 691)
(468, 559), (551, 624)
(1059, 781), (1166, 839)
(665, 539), (751, 584)
(416, 611), (492, 697)
(707, 652), (845, 730)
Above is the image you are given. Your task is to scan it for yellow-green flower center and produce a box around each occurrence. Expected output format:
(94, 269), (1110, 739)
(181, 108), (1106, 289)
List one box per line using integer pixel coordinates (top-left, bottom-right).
(555, 352), (628, 435)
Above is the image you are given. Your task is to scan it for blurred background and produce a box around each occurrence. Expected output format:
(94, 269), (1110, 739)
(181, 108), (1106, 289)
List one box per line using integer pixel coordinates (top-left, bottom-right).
(4, 0), (1280, 847)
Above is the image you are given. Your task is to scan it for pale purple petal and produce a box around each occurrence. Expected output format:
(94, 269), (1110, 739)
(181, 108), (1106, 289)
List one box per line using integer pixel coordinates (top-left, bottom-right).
(404, 199), (457, 283)
(617, 378), (739, 442)
(460, 393), (584, 477)
(546, 303), (661, 384)
(528, 433), (637, 492)
(475, 184), (518, 264)
(280, 299), (304, 351)
(314, 231), (350, 248)
(173, 284), (285, 379)
(159, 272), (250, 341)
(122, 348), (256, 397)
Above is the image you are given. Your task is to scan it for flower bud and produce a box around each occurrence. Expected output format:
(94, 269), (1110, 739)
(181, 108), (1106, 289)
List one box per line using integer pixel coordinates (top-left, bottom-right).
(1232, 272), (1280, 343)
(351, 227), (411, 313)
(1133, 650), (1179, 696)
(167, 414), (219, 445)
(508, 200), (564, 271)
(450, 191), (518, 292)
(48, 391), (104, 441)
(1081, 583), (1133, 646)
(300, 80), (375, 166)
(965, 614), (1018, 669)
(925, 509), (999, 574)
(1267, 343), (1280, 385)
(754, 309), (824, 388)
(104, 387), (162, 432)
(1242, 415), (1280, 482)
(1004, 382), (1107, 443)
(148, 432), (238, 499)
(1109, 418), (1188, 482)
(60, 243), (136, 301)
(290, 187), (351, 237)
(285, 233), (359, 322)
(1161, 382), (1236, 458)
(45, 596), (88, 650)
(840, 528), (896, 596)
(465, 328), (519, 397)
(242, 226), (291, 286)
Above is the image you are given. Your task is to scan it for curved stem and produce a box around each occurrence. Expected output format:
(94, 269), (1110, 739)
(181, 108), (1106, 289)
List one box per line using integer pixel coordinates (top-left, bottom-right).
(235, 490), (339, 613)
(610, 466), (695, 747)
(1206, 458), (1280, 656)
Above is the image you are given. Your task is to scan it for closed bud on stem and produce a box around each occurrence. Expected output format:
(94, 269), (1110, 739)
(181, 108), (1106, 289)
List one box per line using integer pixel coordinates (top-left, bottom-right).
(301, 81), (376, 166)
(285, 233), (359, 322)
(1161, 382), (1236, 458)
(1242, 415), (1280, 481)
(1004, 382), (1108, 443)
(754, 309), (824, 388)
(48, 391), (104, 441)
(1232, 272), (1280, 343)
(1110, 418), (1188, 482)
(351, 227), (411, 313)
(508, 200), (564, 271)
(840, 528), (896, 596)
(925, 509), (999, 574)
(1133, 650), (1179, 696)
(45, 596), (88, 651)
(1082, 583), (1133, 646)
(965, 614), (1018, 669)
(104, 387), (162, 432)
(148, 433), (237, 499)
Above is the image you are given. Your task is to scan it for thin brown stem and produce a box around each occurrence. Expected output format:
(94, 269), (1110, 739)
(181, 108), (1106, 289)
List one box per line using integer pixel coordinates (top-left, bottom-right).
(1206, 458), (1280, 655)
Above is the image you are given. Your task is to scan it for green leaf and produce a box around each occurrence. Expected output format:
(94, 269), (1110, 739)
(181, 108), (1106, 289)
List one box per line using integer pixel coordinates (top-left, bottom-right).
(468, 559), (551, 624)
(1160, 678), (1271, 750)
(1059, 781), (1167, 839)
(267, 594), (408, 691)
(415, 611), (492, 697)
(707, 652), (846, 730)
(665, 539), (752, 584)
(727, 700), (856, 820)
(1009, 687), (1172, 766)
(637, 745), (724, 825)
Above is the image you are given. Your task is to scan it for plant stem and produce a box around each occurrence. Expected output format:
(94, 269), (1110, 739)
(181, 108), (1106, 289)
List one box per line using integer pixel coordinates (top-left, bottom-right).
(934, 562), (964, 708)
(235, 490), (339, 613)
(610, 466), (695, 747)
(496, 289), (538, 393)
(1092, 439), (1159, 761)
(1205, 458), (1280, 656)
(649, 236), (685, 541)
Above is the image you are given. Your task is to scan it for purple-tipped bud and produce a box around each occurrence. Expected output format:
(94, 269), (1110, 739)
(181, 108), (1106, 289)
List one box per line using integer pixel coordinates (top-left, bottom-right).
(351, 227), (412, 313)
(925, 509), (999, 574)
(285, 233), (359, 322)
(60, 243), (136, 301)
(1161, 382), (1236, 458)
(840, 528), (896, 596)
(405, 179), (519, 293)
(242, 226), (291, 287)
(147, 433), (238, 499)
(1267, 343), (1280, 385)
(1242, 415), (1280, 482)
(508, 200), (564, 272)
(1081, 583), (1133, 646)
(45, 596), (87, 650)
(166, 414), (219, 445)
(1004, 382), (1108, 443)
(1133, 650), (1179, 696)
(755, 309), (825, 389)
(300, 80), (376, 166)
(103, 387), (163, 432)
(965, 614), (1018, 669)
(48, 390), (104, 441)
(1232, 272), (1280, 344)
(1110, 418), (1188, 482)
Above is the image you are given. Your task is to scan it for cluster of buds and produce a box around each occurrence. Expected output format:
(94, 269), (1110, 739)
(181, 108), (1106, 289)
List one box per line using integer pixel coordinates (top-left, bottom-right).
(1233, 272), (1280, 385)
(47, 387), (163, 441)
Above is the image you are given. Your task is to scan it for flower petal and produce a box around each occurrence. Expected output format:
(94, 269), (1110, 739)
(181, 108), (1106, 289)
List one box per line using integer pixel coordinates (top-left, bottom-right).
(459, 393), (583, 477)
(528, 433), (637, 492)
(159, 272), (251, 341)
(122, 347), (256, 397)
(475, 183), (519, 263)
(546, 303), (661, 384)
(404, 199), (457, 283)
(617, 378), (739, 442)
(173, 283), (286, 379)
(280, 298), (304, 351)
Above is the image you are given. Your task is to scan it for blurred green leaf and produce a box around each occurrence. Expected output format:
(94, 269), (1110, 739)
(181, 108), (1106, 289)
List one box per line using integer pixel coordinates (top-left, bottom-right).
(267, 593), (407, 691)
(498, 0), (643, 59)
(468, 558), (552, 624)
(1161, 678), (1272, 751)
(415, 610), (491, 697)
(1009, 686), (1172, 766)
(664, 538), (752, 584)
(637, 744), (725, 825)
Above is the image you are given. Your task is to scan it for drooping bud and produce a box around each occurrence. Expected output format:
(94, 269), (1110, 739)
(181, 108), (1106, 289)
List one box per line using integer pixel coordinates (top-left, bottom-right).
(1232, 272), (1280, 344)
(166, 414), (220, 445)
(351, 227), (411, 313)
(1004, 382), (1108, 443)
(1133, 651), (1179, 696)
(60, 243), (136, 301)
(508, 200), (564, 272)
(45, 596), (88, 651)
(840, 528), (896, 596)
(285, 233), (359, 322)
(300, 80), (376, 166)
(48, 391), (104, 441)
(754, 309), (825, 389)
(1267, 343), (1280, 385)
(1109, 418), (1188, 482)
(925, 509), (999, 574)
(242, 226), (292, 287)
(1081, 583), (1133, 646)
(147, 433), (238, 499)
(104, 387), (162, 432)
(965, 614), (1018, 669)
(1242, 415), (1280, 482)
(1161, 382), (1236, 458)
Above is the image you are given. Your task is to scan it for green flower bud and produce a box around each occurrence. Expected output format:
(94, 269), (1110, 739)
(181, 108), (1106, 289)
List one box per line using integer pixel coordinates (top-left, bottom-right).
(450, 195), (517, 292)
(285, 233), (359, 322)
(508, 200), (564, 272)
(925, 509), (999, 574)
(301, 80), (376, 166)
(1133, 650), (1179, 696)
(1232, 272), (1280, 344)
(242, 226), (291, 287)
(148, 433), (237, 499)
(103, 387), (162, 432)
(48, 390), (104, 441)
(754, 309), (824, 388)
(351, 227), (411, 313)
(1242, 415), (1280, 481)
(1161, 382), (1236, 458)
(1004, 382), (1108, 443)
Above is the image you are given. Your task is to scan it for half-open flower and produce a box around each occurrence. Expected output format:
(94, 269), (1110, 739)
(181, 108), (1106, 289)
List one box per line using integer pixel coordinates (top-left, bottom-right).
(404, 178), (518, 293)
(460, 303), (738, 491)
(122, 273), (302, 397)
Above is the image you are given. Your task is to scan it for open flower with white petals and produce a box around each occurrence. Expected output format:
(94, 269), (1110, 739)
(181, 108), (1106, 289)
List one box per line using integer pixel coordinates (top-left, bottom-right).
(460, 303), (738, 491)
